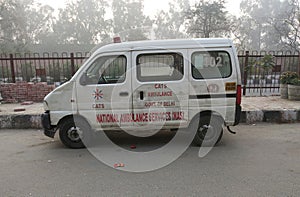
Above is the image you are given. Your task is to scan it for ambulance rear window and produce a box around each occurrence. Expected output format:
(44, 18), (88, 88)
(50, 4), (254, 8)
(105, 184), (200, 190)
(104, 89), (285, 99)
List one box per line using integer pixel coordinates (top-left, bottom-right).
(137, 53), (184, 82)
(191, 51), (232, 79)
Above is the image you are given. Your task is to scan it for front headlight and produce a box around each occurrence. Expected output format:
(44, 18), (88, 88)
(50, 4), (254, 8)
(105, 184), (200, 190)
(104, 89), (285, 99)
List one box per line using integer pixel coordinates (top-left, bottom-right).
(43, 101), (49, 111)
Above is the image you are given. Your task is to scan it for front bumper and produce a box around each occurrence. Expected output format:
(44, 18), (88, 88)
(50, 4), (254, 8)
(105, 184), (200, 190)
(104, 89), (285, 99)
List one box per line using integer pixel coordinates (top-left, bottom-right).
(41, 111), (57, 138)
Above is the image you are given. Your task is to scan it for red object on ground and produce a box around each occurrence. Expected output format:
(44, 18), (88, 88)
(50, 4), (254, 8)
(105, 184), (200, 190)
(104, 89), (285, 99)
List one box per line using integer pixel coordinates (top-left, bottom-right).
(14, 108), (26, 112)
(114, 163), (125, 168)
(130, 145), (137, 149)
(21, 101), (34, 105)
(114, 163), (119, 168)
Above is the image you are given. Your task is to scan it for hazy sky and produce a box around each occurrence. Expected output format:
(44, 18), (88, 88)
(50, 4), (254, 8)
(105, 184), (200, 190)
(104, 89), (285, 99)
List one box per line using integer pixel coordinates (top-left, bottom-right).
(38, 0), (242, 17)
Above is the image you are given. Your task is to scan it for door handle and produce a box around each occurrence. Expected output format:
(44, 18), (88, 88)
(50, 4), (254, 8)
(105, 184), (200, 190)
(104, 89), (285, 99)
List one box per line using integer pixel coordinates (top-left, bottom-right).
(139, 91), (144, 100)
(119, 92), (129, 97)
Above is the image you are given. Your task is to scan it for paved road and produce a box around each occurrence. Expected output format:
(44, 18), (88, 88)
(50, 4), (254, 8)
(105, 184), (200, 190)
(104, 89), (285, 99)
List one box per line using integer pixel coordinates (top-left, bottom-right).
(0, 124), (299, 196)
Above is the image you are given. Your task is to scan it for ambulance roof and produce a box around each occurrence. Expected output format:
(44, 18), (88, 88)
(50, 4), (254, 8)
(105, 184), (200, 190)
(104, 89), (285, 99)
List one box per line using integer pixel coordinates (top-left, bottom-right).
(94, 38), (233, 54)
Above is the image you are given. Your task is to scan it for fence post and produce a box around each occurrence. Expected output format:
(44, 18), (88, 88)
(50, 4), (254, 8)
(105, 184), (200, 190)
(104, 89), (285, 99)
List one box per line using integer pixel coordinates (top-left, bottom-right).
(70, 53), (75, 75)
(9, 54), (16, 83)
(243, 51), (249, 96)
(298, 52), (300, 77)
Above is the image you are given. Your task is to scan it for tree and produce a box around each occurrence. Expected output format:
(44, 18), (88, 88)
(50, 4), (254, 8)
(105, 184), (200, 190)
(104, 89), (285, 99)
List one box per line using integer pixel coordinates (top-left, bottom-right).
(0, 0), (54, 53)
(54, 0), (111, 45)
(185, 0), (231, 38)
(154, 0), (189, 39)
(250, 54), (275, 96)
(33, 5), (56, 46)
(112, 0), (152, 41)
(236, 0), (290, 51)
(273, 0), (300, 52)
(231, 16), (249, 51)
(232, 14), (268, 51)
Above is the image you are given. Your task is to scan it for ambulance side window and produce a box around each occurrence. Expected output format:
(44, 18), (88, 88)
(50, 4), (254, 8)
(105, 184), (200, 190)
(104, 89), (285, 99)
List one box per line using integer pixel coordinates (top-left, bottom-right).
(83, 55), (127, 85)
(137, 53), (184, 82)
(191, 51), (232, 79)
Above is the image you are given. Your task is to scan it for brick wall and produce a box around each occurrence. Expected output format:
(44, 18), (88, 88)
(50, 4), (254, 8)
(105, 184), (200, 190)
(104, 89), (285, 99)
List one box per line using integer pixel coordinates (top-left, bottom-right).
(0, 82), (55, 103)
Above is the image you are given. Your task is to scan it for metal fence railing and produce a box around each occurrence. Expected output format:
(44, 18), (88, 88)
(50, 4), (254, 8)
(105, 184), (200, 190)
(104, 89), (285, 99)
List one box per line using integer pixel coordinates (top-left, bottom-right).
(0, 52), (90, 85)
(1, 51), (300, 96)
(238, 51), (300, 96)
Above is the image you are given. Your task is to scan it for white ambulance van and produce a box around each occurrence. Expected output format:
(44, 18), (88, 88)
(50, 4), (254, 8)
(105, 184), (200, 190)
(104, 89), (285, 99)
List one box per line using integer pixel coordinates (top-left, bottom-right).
(42, 38), (242, 149)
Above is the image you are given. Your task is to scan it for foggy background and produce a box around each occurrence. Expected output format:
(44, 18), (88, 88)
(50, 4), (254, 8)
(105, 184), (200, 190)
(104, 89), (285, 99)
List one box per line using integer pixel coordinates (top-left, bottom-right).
(0, 0), (299, 53)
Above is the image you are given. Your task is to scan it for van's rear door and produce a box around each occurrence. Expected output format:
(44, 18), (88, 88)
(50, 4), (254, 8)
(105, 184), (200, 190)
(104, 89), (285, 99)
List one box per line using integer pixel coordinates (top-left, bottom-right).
(188, 48), (238, 125)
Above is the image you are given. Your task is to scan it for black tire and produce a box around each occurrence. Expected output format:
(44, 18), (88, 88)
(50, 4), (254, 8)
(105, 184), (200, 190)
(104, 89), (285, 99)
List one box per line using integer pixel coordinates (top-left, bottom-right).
(59, 117), (93, 149)
(191, 114), (224, 147)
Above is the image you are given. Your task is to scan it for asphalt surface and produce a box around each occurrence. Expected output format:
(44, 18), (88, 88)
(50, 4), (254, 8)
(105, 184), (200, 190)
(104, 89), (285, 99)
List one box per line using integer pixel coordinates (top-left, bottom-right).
(0, 123), (299, 196)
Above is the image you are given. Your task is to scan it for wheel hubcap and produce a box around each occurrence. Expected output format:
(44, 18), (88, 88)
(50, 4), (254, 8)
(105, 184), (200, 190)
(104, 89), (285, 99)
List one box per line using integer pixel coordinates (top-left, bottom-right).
(67, 127), (82, 142)
(199, 124), (215, 140)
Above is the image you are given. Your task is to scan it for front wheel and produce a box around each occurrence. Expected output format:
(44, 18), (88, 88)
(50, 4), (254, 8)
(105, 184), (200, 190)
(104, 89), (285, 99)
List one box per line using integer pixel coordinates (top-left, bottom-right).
(191, 115), (223, 147)
(59, 117), (92, 149)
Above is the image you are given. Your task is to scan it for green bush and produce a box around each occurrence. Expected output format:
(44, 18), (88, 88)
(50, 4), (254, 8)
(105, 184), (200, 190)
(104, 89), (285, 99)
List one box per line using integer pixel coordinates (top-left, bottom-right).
(290, 78), (300, 86)
(280, 71), (299, 84)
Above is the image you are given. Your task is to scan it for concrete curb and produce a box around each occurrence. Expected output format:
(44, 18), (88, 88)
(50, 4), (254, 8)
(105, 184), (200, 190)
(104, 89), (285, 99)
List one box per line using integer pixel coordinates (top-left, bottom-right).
(240, 110), (300, 124)
(0, 114), (42, 129)
(0, 110), (299, 129)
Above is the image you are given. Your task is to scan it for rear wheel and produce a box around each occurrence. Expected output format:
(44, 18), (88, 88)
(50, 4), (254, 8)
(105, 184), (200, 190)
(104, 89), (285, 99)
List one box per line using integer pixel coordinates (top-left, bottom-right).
(59, 117), (92, 149)
(192, 115), (223, 147)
